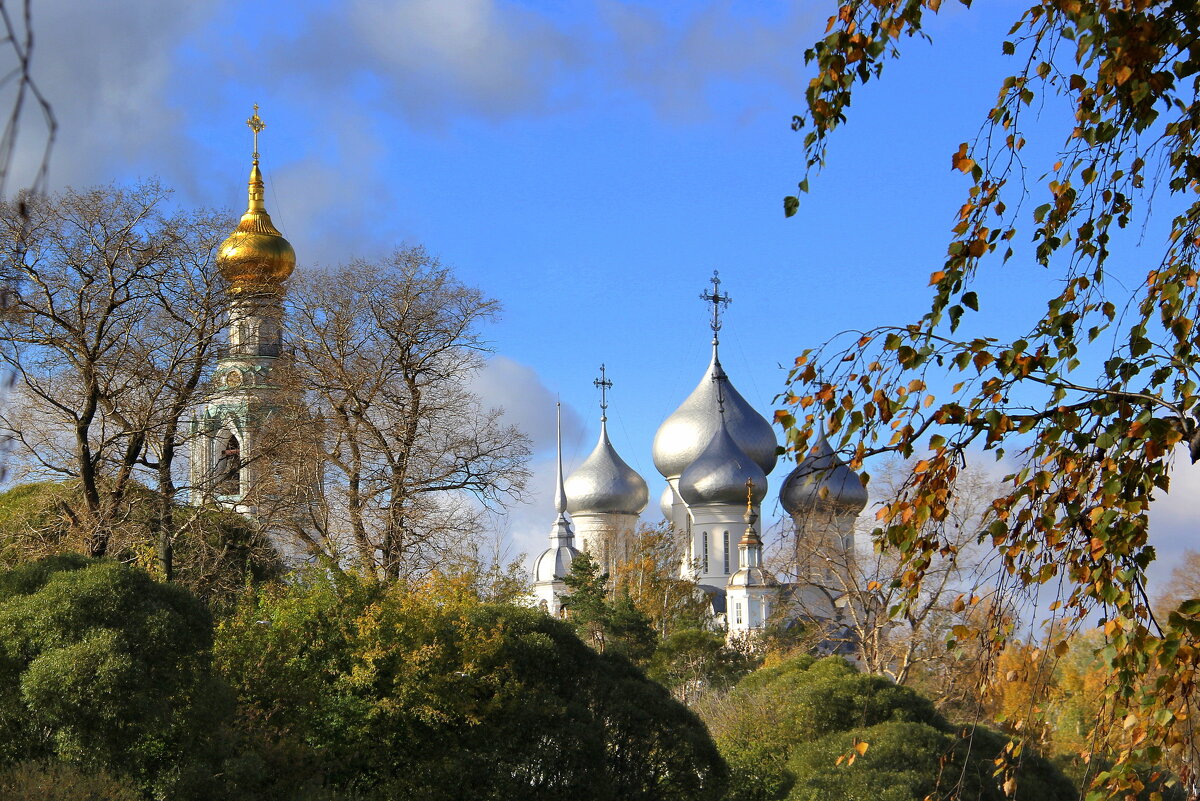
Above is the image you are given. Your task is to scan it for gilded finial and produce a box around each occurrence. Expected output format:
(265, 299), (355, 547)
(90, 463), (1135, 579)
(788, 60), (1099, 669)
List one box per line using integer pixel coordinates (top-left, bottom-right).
(246, 104), (265, 163)
(743, 478), (760, 543)
(216, 102), (296, 293)
(594, 364), (612, 423)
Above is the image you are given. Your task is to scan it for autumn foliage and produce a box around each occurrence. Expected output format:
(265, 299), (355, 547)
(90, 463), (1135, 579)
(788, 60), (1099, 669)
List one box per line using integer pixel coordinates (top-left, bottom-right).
(781, 1), (1200, 797)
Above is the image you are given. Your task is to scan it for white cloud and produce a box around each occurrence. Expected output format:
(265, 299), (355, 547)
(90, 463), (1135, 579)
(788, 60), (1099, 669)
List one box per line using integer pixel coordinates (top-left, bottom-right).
(1147, 452), (1200, 589)
(470, 355), (588, 564)
(597, 2), (816, 120)
(470, 355), (585, 450)
(0, 0), (825, 275)
(249, 1), (819, 129)
(6, 0), (225, 192)
(263, 0), (580, 128)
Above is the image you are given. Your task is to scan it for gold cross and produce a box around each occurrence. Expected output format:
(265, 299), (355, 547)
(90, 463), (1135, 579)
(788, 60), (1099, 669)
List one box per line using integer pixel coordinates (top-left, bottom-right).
(246, 104), (265, 161)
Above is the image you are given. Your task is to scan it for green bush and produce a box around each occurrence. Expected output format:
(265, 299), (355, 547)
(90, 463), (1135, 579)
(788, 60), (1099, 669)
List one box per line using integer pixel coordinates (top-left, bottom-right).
(0, 760), (141, 801)
(0, 557), (231, 800)
(708, 655), (1076, 801)
(0, 481), (281, 609)
(216, 570), (728, 800)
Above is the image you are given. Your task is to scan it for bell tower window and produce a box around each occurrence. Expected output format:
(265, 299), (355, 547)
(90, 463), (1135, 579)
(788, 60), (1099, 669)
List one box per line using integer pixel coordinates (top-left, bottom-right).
(215, 434), (241, 496)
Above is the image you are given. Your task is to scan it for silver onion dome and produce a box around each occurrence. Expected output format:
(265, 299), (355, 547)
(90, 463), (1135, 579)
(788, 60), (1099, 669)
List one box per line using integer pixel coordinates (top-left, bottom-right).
(678, 416), (769, 508)
(659, 483), (675, 521)
(780, 427), (868, 516)
(652, 346), (778, 479)
(534, 534), (578, 582)
(564, 421), (649, 516)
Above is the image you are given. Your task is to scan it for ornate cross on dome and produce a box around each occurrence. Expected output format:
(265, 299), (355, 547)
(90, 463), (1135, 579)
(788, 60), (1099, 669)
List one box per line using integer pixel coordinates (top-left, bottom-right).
(246, 104), (265, 162)
(594, 364), (612, 422)
(699, 270), (731, 344)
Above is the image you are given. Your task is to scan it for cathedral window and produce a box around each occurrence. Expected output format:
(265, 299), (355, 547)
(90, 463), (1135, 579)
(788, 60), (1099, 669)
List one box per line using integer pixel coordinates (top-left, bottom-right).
(723, 531), (730, 573)
(735, 602), (742, 625)
(215, 434), (241, 496)
(702, 532), (709, 573)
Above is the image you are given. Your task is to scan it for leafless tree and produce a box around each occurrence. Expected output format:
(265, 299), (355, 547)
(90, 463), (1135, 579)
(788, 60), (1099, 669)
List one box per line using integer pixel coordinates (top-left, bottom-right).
(286, 248), (531, 581)
(0, 182), (228, 564)
(129, 211), (229, 577)
(770, 459), (1002, 689)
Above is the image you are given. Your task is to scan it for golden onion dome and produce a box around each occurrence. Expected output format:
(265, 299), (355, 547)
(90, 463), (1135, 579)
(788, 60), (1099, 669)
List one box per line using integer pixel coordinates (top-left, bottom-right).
(217, 106), (295, 293)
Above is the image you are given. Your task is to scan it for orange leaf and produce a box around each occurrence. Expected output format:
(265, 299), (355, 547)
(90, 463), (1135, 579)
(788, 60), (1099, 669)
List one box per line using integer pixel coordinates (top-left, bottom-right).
(951, 142), (970, 171)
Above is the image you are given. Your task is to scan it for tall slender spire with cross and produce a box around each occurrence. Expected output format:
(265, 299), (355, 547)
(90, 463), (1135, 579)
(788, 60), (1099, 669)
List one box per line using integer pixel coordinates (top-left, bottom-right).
(594, 364), (612, 424)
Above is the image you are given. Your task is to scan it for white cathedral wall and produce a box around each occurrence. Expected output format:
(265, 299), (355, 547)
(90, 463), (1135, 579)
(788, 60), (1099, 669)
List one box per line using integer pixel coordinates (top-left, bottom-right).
(572, 511), (638, 577)
(687, 503), (760, 588)
(533, 579), (565, 617)
(727, 588), (770, 634)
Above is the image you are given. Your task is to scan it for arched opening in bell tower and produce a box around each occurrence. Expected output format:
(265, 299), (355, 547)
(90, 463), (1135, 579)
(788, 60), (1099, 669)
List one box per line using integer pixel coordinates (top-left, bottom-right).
(215, 433), (242, 496)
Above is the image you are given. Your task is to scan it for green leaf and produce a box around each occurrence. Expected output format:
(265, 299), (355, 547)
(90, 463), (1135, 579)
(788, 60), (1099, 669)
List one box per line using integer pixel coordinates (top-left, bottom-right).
(1177, 598), (1200, 616)
(784, 195), (800, 217)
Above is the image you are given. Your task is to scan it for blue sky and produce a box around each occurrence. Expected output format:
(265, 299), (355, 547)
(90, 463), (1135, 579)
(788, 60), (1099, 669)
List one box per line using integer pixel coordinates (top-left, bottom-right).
(7, 0), (1197, 588)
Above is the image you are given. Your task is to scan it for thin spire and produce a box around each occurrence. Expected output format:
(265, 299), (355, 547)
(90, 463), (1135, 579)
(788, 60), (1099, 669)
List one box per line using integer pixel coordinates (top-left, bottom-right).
(594, 364), (612, 424)
(554, 402), (567, 515)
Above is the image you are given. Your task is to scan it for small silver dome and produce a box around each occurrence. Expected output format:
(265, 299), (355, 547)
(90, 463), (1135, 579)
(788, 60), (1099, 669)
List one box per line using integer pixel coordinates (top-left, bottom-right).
(780, 428), (868, 516)
(659, 483), (675, 521)
(564, 422), (649, 516)
(652, 347), (777, 479)
(678, 418), (768, 508)
(534, 531), (579, 582)
(727, 564), (776, 588)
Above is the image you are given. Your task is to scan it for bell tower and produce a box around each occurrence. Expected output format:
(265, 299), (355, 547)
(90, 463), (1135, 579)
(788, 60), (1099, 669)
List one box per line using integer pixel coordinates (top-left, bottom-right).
(191, 106), (298, 514)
